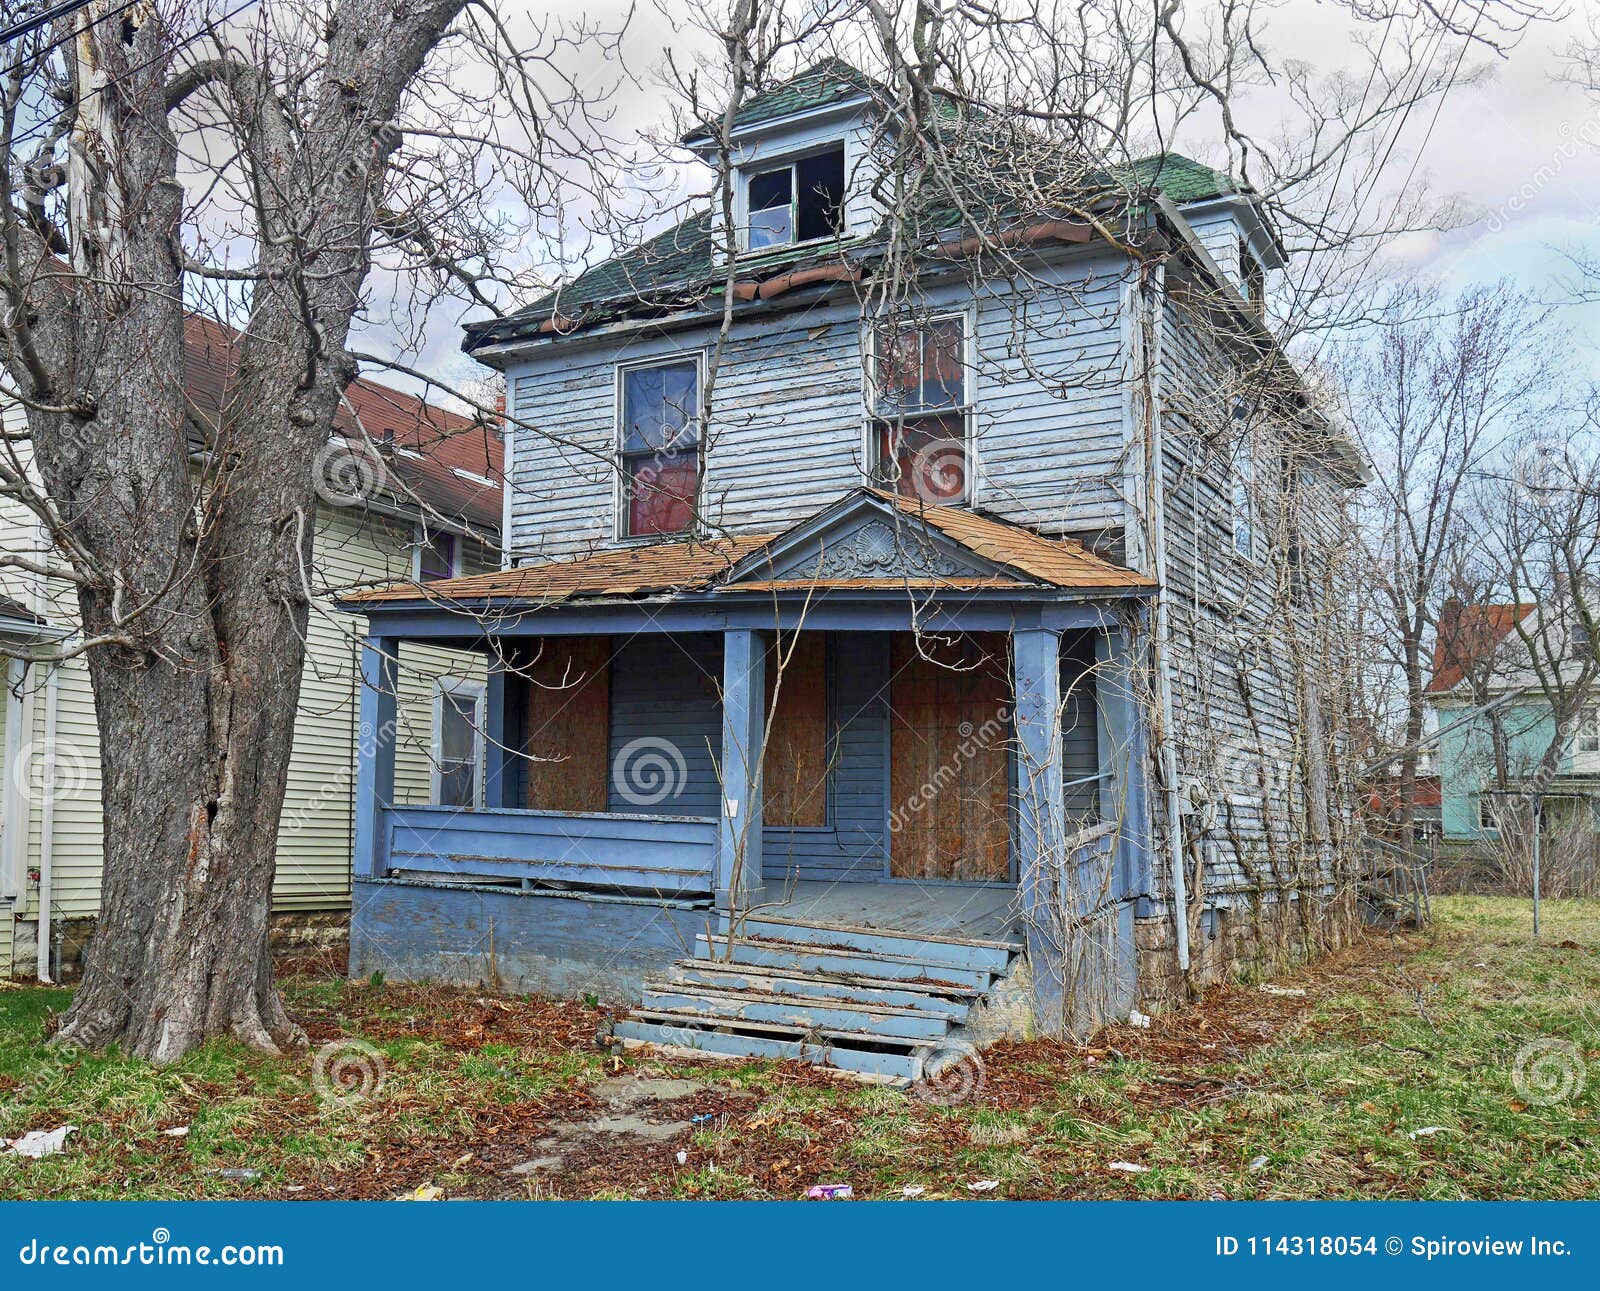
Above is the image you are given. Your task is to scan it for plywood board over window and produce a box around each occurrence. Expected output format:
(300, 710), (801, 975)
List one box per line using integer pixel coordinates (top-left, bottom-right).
(522, 636), (611, 812)
(763, 631), (829, 828)
(889, 631), (1012, 881)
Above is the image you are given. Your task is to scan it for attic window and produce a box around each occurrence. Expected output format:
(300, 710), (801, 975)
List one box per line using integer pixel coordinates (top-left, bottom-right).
(744, 146), (846, 251)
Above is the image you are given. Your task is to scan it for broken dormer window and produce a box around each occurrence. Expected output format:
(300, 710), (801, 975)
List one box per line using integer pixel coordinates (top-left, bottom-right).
(744, 146), (846, 251)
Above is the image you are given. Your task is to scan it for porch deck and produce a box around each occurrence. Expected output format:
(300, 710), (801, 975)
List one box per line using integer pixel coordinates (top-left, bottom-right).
(759, 880), (1019, 943)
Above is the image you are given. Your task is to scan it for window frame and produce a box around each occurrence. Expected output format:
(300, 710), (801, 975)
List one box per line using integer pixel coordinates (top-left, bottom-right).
(861, 307), (977, 507)
(431, 677), (486, 809)
(1576, 707), (1600, 757)
(413, 524), (461, 582)
(613, 350), (707, 542)
(1231, 430), (1259, 562)
(737, 143), (849, 255)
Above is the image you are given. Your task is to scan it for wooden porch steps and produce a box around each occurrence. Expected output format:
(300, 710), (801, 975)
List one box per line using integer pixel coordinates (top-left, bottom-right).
(614, 913), (1021, 1084)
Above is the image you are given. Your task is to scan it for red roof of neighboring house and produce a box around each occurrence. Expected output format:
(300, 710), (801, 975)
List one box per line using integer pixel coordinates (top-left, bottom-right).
(1427, 599), (1534, 694)
(182, 316), (502, 533)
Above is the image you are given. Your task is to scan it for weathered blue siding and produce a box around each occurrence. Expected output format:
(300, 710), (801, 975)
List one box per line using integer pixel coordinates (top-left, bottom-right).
(607, 634), (724, 817)
(502, 247), (1136, 561)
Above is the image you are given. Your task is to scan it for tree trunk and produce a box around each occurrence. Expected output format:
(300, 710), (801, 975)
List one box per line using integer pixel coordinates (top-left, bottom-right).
(28, 0), (467, 1063)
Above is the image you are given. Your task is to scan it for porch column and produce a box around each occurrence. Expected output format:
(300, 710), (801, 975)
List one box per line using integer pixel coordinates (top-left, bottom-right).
(483, 648), (526, 809)
(1097, 624), (1151, 903)
(717, 627), (766, 911)
(353, 633), (399, 880)
(1013, 627), (1067, 1028)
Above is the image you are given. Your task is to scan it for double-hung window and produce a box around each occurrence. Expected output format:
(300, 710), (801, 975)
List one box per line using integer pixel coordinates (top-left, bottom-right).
(619, 357), (701, 538)
(869, 315), (970, 505)
(432, 679), (484, 808)
(744, 147), (846, 251)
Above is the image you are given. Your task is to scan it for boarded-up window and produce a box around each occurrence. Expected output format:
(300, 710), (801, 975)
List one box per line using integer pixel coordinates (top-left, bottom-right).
(762, 632), (829, 827)
(888, 631), (1012, 881)
(522, 636), (611, 813)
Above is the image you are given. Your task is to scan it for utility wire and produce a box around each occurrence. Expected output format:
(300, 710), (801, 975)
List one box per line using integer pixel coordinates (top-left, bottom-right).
(0, 0), (124, 45)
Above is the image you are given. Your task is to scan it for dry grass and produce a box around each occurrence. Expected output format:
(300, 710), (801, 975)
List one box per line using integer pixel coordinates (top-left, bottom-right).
(1, 895), (1595, 1199)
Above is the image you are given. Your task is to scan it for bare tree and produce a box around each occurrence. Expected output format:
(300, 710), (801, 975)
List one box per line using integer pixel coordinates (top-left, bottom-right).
(1338, 280), (1561, 851)
(0, 1), (619, 1062)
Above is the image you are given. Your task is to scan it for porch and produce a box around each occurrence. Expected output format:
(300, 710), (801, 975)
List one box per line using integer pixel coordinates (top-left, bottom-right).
(341, 489), (1156, 1044)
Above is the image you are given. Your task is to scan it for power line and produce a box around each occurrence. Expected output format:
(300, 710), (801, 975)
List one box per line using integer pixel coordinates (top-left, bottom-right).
(0, 0), (124, 46)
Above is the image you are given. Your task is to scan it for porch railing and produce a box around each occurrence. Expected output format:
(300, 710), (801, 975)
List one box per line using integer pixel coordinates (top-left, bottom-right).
(378, 805), (718, 898)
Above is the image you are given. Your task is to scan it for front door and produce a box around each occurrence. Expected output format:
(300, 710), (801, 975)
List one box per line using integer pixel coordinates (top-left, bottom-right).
(887, 632), (1012, 881)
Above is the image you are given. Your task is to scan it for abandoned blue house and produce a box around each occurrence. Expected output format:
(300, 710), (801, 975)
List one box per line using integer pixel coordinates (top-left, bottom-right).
(341, 61), (1365, 1080)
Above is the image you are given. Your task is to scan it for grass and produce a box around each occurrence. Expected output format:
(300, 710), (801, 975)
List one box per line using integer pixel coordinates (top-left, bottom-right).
(1, 895), (1596, 1200)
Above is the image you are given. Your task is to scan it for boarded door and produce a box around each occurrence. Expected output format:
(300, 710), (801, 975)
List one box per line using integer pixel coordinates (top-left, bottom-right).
(522, 636), (611, 812)
(888, 632), (1012, 881)
(763, 632), (829, 827)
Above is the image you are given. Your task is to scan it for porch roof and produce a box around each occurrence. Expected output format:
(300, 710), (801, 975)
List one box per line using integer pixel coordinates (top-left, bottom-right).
(339, 489), (1153, 613)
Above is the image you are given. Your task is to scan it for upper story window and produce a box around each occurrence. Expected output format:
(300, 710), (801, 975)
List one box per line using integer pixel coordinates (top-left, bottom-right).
(415, 526), (459, 581)
(869, 315), (970, 506)
(1231, 433), (1257, 560)
(619, 356), (700, 538)
(744, 146), (846, 252)
(1577, 708), (1600, 756)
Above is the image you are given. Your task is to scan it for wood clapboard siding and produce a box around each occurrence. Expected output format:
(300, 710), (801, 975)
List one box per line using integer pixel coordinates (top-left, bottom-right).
(504, 248), (1134, 561)
(606, 634), (725, 818)
(0, 497), (491, 924)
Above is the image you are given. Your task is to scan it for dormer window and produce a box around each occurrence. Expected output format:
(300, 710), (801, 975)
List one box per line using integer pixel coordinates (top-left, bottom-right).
(743, 146), (846, 251)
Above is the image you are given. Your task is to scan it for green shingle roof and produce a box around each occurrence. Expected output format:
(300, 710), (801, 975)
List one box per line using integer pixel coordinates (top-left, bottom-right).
(462, 61), (1247, 351)
(680, 58), (882, 143)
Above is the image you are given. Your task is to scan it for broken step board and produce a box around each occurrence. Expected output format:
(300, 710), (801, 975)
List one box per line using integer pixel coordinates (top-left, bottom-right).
(671, 961), (975, 1021)
(723, 913), (1019, 975)
(696, 932), (995, 991)
(639, 981), (955, 1041)
(614, 1010), (933, 1083)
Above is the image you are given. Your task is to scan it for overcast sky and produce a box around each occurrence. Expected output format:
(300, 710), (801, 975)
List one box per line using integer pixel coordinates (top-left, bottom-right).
(360, 0), (1600, 396)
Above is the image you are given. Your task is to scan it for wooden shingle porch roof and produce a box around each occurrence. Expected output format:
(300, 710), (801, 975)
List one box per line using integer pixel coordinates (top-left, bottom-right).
(341, 489), (1152, 611)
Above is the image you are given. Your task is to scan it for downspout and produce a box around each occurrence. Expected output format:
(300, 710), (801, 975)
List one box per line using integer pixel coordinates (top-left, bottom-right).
(1137, 263), (1191, 972)
(35, 661), (59, 984)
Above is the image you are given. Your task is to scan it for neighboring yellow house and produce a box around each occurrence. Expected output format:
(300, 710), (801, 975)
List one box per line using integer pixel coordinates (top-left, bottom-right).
(0, 320), (502, 978)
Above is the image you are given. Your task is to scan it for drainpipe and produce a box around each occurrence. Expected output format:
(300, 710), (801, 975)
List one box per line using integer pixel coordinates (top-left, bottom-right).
(1137, 265), (1191, 971)
(35, 661), (59, 983)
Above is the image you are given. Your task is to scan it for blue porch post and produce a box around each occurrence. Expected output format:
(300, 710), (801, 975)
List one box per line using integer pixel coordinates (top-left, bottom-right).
(483, 648), (526, 809)
(1013, 627), (1067, 1031)
(354, 633), (399, 880)
(717, 628), (766, 912)
(1097, 623), (1151, 903)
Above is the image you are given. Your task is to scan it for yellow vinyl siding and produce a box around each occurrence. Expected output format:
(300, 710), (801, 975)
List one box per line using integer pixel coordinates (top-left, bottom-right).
(0, 493), (492, 928)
